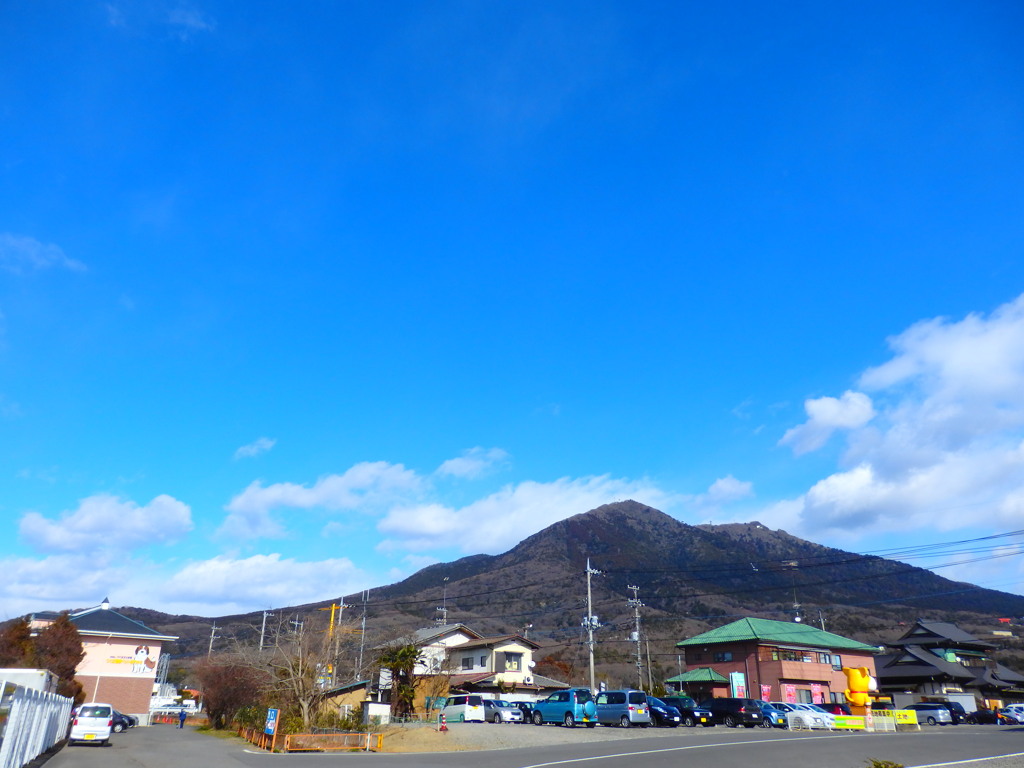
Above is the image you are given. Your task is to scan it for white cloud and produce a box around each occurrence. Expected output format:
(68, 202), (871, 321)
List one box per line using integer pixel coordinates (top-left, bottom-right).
(704, 476), (754, 504)
(165, 554), (364, 609)
(436, 447), (509, 479)
(377, 475), (674, 555)
(234, 436), (276, 460)
(0, 233), (86, 274)
(0, 551), (371, 619)
(19, 493), (193, 554)
(779, 391), (876, 455)
(769, 294), (1024, 541)
(220, 461), (424, 540)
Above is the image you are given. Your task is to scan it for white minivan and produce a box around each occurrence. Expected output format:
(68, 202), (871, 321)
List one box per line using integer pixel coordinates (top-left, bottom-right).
(69, 702), (114, 746)
(441, 694), (486, 723)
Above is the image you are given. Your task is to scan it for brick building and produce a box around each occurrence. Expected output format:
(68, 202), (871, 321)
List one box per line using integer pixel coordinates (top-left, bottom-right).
(674, 617), (878, 704)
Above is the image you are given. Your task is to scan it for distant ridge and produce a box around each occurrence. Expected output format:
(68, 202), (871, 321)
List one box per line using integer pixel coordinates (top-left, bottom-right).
(114, 500), (1024, 682)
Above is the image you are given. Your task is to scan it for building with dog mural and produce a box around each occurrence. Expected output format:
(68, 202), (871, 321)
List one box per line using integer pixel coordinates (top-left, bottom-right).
(31, 598), (177, 722)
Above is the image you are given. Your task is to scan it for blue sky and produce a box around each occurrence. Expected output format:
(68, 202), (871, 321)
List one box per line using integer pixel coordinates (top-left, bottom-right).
(3, 1), (1024, 618)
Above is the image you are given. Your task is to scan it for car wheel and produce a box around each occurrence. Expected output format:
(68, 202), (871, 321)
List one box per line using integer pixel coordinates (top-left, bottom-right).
(458, 714), (465, 722)
(683, 715), (695, 727)
(533, 711), (543, 725)
(760, 718), (773, 728)
(927, 717), (937, 726)
(724, 715), (737, 727)
(493, 714), (501, 723)
(113, 723), (125, 733)
(563, 713), (575, 727)
(620, 715), (631, 728)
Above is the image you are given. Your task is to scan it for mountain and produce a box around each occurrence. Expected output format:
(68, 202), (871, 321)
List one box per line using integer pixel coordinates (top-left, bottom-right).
(118, 501), (1024, 684)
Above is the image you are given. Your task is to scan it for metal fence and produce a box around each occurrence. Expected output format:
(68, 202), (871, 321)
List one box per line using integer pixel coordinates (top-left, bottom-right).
(0, 680), (73, 768)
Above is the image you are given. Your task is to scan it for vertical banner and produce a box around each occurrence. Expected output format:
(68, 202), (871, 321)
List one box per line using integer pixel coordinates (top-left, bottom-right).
(760, 684), (772, 701)
(811, 684), (823, 704)
(729, 672), (747, 698)
(783, 684), (797, 703)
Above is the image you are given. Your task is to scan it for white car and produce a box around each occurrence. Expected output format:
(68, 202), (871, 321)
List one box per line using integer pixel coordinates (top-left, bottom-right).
(483, 698), (524, 723)
(69, 702), (114, 746)
(770, 702), (832, 729)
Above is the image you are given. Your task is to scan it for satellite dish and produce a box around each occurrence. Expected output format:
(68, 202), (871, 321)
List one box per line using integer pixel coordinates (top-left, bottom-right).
(528, 661), (536, 668)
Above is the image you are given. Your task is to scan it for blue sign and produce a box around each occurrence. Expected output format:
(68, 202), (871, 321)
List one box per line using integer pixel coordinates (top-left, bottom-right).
(264, 708), (279, 735)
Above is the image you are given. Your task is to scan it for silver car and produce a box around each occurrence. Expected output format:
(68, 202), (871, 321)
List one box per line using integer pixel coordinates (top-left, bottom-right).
(483, 698), (523, 723)
(906, 703), (953, 725)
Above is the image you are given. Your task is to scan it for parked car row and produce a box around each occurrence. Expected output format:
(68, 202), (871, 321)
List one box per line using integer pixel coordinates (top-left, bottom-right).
(442, 692), (1024, 731)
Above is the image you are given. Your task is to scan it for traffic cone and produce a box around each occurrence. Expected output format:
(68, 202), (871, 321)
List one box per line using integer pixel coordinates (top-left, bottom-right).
(439, 714), (448, 732)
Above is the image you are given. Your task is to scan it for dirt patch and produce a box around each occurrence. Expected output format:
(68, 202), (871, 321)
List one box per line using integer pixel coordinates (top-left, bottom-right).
(379, 724), (476, 753)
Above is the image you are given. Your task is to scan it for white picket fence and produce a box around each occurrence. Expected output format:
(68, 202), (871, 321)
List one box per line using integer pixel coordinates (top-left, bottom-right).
(0, 680), (73, 768)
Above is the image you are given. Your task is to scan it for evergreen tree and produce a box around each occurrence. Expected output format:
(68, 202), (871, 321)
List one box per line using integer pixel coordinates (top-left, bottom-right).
(0, 618), (35, 667)
(34, 613), (85, 703)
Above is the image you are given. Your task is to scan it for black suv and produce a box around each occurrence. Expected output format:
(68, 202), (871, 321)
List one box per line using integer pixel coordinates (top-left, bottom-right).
(698, 697), (764, 728)
(935, 701), (967, 724)
(661, 695), (715, 727)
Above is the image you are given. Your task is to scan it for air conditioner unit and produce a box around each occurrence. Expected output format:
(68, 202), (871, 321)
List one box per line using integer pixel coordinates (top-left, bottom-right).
(524, 676), (533, 684)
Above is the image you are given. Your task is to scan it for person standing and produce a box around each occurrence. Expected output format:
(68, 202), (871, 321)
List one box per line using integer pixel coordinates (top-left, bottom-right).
(178, 709), (187, 729)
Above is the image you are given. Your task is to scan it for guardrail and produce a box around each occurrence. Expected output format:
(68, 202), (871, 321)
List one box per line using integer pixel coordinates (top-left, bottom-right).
(0, 681), (73, 768)
(284, 732), (383, 752)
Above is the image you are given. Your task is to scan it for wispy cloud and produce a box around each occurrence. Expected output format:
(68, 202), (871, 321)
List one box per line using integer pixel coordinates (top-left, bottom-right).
(234, 436), (276, 460)
(0, 233), (85, 274)
(435, 447), (509, 479)
(167, 5), (216, 40)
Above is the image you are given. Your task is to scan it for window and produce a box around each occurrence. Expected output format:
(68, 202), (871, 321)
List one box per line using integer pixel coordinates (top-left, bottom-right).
(461, 657), (473, 670)
(480, 655), (487, 667)
(713, 651), (733, 662)
(797, 689), (813, 704)
(819, 653), (832, 665)
(832, 655), (842, 671)
(504, 652), (522, 671)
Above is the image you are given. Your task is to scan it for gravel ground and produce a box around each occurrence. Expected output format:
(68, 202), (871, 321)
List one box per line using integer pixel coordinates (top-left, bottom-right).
(381, 720), (721, 752)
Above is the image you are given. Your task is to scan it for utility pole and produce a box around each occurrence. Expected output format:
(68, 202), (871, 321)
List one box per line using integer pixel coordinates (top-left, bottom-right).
(645, 637), (654, 691)
(259, 610), (274, 651)
(207, 622), (218, 657)
(356, 590), (369, 681)
(584, 559), (601, 693)
(628, 585), (644, 689)
(435, 577), (450, 625)
(818, 609), (826, 631)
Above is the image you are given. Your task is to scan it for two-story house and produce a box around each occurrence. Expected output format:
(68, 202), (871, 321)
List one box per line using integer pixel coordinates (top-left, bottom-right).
(672, 617), (878, 705)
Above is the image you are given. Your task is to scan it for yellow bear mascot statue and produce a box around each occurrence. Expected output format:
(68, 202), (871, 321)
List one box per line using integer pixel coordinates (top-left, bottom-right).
(842, 666), (873, 717)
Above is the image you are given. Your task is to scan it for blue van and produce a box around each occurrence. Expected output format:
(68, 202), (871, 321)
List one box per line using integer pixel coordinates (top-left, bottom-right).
(531, 688), (597, 727)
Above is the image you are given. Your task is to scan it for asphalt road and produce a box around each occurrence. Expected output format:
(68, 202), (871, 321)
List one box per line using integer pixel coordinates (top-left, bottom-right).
(41, 721), (1024, 768)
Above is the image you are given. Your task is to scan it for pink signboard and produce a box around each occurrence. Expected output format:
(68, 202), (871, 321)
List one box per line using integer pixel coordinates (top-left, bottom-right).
(783, 684), (797, 703)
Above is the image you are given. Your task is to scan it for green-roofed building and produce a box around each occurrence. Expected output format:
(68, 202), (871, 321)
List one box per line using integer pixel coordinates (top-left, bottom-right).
(672, 617), (879, 705)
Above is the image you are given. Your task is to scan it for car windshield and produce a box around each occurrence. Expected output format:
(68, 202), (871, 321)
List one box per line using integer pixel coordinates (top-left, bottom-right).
(492, 700), (510, 707)
(574, 690), (593, 703)
(80, 705), (111, 717)
(671, 697), (697, 708)
(648, 697), (666, 707)
(805, 705), (828, 713)
(628, 692), (647, 705)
